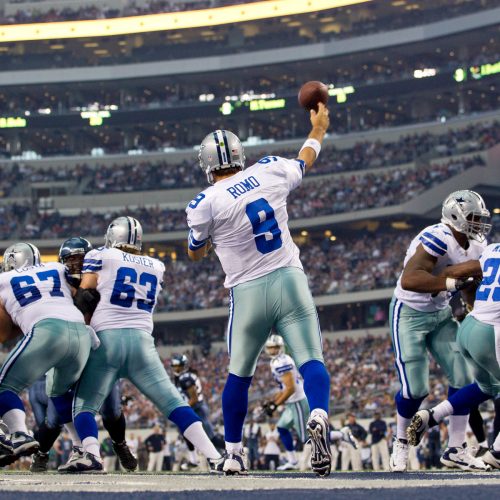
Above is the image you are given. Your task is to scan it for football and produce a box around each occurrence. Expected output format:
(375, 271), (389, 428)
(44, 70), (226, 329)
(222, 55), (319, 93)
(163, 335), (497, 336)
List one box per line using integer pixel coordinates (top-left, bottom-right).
(298, 81), (329, 111)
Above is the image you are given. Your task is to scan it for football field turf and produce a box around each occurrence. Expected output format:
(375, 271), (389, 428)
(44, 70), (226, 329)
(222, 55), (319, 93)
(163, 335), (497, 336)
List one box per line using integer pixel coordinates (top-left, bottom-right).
(0, 471), (499, 499)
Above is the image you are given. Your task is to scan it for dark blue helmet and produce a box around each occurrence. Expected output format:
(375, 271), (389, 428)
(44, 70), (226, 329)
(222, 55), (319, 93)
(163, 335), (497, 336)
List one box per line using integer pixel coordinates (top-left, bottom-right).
(171, 354), (189, 372)
(59, 236), (92, 287)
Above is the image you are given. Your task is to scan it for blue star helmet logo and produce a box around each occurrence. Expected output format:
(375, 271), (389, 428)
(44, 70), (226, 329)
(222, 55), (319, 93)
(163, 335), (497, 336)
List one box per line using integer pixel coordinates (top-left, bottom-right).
(456, 197), (465, 203)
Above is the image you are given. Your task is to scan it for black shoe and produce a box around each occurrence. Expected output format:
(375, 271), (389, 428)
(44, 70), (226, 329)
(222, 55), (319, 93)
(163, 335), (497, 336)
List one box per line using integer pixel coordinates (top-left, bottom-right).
(112, 441), (137, 472)
(30, 451), (50, 472)
(0, 434), (14, 467)
(11, 432), (39, 458)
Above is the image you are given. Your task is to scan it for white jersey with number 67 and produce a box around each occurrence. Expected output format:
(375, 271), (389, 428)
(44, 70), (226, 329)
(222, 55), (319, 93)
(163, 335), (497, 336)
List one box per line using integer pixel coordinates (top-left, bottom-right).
(186, 156), (304, 288)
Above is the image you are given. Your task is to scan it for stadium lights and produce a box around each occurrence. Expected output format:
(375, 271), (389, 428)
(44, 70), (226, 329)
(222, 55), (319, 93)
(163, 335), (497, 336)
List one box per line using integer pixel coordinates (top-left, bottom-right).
(494, 208), (500, 214)
(413, 68), (436, 79)
(0, 0), (371, 42)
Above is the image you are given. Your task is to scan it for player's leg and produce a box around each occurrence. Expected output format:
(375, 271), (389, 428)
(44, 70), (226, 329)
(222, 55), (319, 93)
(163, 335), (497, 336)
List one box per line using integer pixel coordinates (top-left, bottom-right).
(31, 390), (64, 472)
(123, 329), (222, 471)
(223, 279), (274, 473)
(276, 405), (297, 469)
(47, 321), (92, 465)
(389, 297), (430, 472)
(274, 267), (330, 476)
(426, 311), (475, 454)
(411, 316), (497, 470)
(100, 381), (137, 471)
(0, 319), (77, 461)
(70, 329), (123, 473)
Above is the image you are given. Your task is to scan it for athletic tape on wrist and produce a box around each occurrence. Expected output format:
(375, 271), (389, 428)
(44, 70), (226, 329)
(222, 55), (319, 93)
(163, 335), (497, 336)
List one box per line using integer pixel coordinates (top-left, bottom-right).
(299, 138), (321, 159)
(445, 278), (457, 292)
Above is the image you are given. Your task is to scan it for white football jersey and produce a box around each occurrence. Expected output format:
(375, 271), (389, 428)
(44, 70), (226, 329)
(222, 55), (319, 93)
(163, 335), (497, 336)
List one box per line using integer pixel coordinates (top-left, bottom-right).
(83, 247), (165, 334)
(394, 223), (486, 312)
(0, 262), (84, 333)
(270, 353), (306, 404)
(470, 242), (500, 326)
(186, 156), (304, 288)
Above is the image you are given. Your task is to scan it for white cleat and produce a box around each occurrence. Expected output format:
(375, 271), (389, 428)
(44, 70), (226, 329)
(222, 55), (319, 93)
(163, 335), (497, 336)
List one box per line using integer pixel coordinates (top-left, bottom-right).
(307, 413), (332, 477)
(277, 461), (299, 471)
(223, 449), (249, 476)
(407, 409), (437, 446)
(440, 445), (491, 471)
(482, 448), (500, 469)
(389, 438), (409, 472)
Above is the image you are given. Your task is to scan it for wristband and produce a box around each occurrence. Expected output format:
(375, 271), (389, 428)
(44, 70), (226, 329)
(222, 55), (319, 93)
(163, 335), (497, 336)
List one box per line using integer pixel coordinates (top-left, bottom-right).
(445, 278), (457, 292)
(299, 138), (321, 159)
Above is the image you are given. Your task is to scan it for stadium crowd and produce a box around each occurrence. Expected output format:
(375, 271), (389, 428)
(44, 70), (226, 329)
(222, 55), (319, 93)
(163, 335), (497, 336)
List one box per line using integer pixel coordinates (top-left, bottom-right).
(10, 154), (484, 241)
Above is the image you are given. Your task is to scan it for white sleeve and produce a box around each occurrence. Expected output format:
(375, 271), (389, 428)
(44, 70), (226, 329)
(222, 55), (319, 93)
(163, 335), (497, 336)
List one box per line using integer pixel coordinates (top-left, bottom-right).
(418, 227), (449, 258)
(186, 192), (211, 251)
(259, 156), (305, 192)
(82, 248), (103, 274)
(274, 355), (294, 375)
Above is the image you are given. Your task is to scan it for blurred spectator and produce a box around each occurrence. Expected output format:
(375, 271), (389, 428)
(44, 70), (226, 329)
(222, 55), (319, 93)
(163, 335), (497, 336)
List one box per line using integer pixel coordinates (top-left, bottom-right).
(341, 413), (367, 471)
(101, 435), (117, 472)
(244, 414), (262, 470)
(145, 425), (166, 471)
(369, 412), (390, 471)
(263, 422), (281, 471)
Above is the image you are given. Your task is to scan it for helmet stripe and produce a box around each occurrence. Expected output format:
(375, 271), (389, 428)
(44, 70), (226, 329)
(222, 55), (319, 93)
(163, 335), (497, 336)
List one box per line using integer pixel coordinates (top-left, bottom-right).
(126, 216), (132, 245)
(132, 218), (138, 246)
(221, 130), (232, 164)
(26, 243), (38, 265)
(213, 131), (223, 166)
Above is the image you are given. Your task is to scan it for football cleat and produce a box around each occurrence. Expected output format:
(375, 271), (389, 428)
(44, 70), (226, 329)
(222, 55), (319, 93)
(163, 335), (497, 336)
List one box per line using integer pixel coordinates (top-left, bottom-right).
(58, 451), (104, 474)
(407, 409), (438, 446)
(0, 433), (14, 467)
(11, 432), (39, 458)
(340, 426), (358, 449)
(57, 446), (84, 473)
(223, 449), (249, 476)
(208, 454), (225, 474)
(30, 451), (50, 472)
(389, 438), (409, 472)
(307, 413), (332, 477)
(481, 448), (500, 469)
(440, 445), (491, 471)
(180, 461), (199, 471)
(112, 441), (137, 472)
(277, 460), (299, 471)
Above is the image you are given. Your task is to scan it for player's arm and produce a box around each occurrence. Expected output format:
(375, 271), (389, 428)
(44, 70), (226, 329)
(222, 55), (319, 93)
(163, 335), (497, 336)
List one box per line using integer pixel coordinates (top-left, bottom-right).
(400, 245), (446, 293)
(74, 272), (100, 324)
(440, 260), (482, 280)
(273, 371), (296, 406)
(298, 102), (329, 172)
(187, 238), (212, 262)
(185, 385), (198, 407)
(0, 301), (21, 343)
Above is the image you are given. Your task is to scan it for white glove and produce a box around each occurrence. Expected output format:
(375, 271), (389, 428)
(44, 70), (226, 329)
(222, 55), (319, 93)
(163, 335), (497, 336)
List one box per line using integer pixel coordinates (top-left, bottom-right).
(86, 325), (101, 350)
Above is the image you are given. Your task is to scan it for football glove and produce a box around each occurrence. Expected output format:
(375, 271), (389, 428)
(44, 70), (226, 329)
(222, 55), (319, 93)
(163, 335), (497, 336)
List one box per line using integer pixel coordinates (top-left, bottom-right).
(262, 401), (277, 417)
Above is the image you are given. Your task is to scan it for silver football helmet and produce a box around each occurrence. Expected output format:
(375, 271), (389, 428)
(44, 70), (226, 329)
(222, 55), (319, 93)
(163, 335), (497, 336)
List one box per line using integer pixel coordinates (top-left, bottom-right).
(441, 190), (491, 242)
(2, 242), (41, 272)
(265, 334), (285, 357)
(105, 216), (143, 252)
(198, 129), (245, 184)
